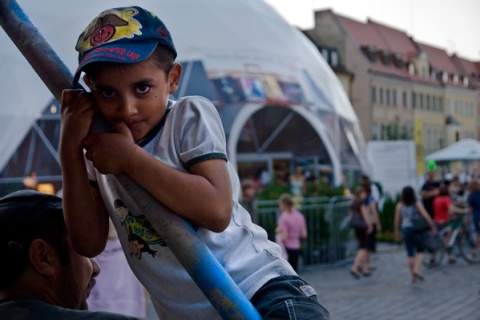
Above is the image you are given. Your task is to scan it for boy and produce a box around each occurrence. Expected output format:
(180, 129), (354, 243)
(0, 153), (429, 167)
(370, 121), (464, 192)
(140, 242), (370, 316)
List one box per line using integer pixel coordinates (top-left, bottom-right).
(60, 6), (329, 319)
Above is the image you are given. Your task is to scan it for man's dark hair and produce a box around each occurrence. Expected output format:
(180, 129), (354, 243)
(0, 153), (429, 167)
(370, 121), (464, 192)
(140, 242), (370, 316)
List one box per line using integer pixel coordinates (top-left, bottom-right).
(0, 191), (70, 289)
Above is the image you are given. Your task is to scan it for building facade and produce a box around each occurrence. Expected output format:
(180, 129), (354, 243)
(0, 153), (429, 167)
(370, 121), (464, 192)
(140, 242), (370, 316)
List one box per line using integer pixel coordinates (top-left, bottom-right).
(304, 10), (479, 163)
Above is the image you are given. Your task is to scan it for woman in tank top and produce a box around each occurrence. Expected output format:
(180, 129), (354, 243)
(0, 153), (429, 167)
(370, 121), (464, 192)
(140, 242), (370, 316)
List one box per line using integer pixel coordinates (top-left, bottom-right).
(394, 186), (437, 283)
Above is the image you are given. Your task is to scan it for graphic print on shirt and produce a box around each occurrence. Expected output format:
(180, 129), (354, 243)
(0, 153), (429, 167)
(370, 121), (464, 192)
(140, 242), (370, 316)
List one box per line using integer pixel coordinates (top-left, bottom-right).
(114, 199), (166, 260)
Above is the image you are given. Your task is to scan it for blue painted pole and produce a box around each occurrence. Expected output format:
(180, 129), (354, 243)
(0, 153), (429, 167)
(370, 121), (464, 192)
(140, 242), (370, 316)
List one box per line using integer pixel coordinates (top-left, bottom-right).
(0, 1), (261, 318)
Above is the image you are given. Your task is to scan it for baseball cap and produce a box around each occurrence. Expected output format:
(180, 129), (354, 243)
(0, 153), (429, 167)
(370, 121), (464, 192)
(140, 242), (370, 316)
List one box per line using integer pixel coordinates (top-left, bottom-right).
(0, 190), (63, 254)
(73, 6), (177, 85)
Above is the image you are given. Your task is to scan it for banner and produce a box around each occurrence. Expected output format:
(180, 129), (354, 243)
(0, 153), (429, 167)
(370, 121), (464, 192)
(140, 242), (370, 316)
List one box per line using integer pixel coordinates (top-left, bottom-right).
(414, 117), (425, 175)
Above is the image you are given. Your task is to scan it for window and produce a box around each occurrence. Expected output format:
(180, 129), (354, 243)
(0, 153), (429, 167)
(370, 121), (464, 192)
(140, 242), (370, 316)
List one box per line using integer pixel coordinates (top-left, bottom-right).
(321, 49), (329, 61)
(446, 98), (451, 114)
(381, 50), (392, 66)
(408, 64), (415, 75)
(426, 95), (430, 110)
(393, 89), (397, 106)
(463, 76), (469, 87)
(432, 96), (436, 111)
(379, 87), (384, 104)
(419, 94), (424, 109)
(442, 72), (448, 83)
(453, 74), (459, 85)
(421, 66), (427, 78)
(371, 86), (376, 104)
(403, 91), (407, 108)
(386, 89), (391, 105)
(412, 92), (416, 109)
(439, 97), (443, 112)
(371, 123), (379, 140)
(394, 53), (403, 69)
(331, 51), (339, 66)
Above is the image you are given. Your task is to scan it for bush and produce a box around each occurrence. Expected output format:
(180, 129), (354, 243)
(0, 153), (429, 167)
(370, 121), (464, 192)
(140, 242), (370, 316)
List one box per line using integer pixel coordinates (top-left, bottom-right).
(377, 193), (400, 242)
(257, 180), (345, 201)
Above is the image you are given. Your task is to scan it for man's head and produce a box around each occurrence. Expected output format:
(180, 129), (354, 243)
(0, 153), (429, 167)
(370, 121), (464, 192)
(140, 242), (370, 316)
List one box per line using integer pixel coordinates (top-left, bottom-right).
(73, 6), (182, 143)
(0, 190), (100, 310)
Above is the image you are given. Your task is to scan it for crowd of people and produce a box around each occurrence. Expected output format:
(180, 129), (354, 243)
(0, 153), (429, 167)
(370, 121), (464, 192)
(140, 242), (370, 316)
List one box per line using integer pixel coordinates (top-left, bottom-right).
(390, 170), (480, 283)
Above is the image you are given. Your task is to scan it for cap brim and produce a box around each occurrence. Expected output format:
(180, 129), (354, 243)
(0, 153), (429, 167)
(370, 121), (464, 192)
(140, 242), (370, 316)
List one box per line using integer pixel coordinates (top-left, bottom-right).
(72, 41), (158, 86)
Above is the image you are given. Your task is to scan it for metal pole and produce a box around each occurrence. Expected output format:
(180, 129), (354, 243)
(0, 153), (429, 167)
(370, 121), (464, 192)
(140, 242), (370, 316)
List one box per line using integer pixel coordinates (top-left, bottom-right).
(0, 1), (261, 318)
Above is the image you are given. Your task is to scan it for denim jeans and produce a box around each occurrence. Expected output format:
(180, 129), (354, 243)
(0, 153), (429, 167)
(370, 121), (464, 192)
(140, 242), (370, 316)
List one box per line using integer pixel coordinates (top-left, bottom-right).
(250, 274), (330, 319)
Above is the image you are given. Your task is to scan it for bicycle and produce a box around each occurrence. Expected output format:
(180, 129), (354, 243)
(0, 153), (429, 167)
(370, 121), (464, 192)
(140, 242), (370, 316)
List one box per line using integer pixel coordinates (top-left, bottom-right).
(424, 214), (480, 268)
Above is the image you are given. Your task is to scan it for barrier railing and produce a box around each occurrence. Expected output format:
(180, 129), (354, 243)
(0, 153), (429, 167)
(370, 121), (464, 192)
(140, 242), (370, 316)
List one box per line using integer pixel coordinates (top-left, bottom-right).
(256, 196), (355, 267)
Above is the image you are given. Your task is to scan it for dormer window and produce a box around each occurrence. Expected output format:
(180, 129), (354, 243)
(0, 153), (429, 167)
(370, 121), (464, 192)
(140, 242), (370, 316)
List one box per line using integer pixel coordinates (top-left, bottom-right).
(321, 48), (329, 61)
(331, 51), (339, 66)
(408, 63), (415, 75)
(362, 45), (377, 62)
(394, 53), (403, 69)
(442, 72), (448, 84)
(381, 50), (392, 66)
(430, 69), (437, 80)
(463, 76), (469, 87)
(453, 74), (459, 85)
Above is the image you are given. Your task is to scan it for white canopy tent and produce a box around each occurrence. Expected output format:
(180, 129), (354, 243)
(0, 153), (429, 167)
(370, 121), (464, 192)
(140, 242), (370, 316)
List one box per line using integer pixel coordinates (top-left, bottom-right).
(0, 0), (368, 187)
(425, 139), (480, 162)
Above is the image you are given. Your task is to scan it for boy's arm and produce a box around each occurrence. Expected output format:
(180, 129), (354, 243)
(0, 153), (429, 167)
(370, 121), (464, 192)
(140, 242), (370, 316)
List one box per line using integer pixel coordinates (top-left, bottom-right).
(124, 145), (233, 232)
(60, 89), (109, 257)
(84, 122), (233, 232)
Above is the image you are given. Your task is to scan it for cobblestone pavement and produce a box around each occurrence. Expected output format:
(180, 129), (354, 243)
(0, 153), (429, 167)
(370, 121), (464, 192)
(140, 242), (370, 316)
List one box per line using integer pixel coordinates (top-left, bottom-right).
(146, 243), (480, 320)
(300, 243), (480, 320)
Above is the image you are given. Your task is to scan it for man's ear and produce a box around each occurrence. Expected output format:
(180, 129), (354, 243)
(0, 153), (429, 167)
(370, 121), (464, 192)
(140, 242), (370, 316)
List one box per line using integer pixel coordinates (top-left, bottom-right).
(28, 239), (58, 277)
(168, 63), (182, 94)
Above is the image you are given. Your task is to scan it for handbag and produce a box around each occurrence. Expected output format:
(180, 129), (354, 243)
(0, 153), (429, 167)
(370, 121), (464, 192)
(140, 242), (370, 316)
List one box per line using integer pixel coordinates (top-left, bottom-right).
(349, 202), (367, 230)
(411, 207), (430, 233)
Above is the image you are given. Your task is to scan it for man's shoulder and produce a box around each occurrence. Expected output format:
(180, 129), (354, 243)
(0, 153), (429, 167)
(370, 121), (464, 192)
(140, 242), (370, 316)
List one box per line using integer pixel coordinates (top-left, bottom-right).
(0, 298), (138, 320)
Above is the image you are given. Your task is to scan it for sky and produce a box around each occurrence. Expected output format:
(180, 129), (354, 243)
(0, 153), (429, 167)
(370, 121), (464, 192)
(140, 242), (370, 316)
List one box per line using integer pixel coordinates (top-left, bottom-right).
(265, 0), (480, 61)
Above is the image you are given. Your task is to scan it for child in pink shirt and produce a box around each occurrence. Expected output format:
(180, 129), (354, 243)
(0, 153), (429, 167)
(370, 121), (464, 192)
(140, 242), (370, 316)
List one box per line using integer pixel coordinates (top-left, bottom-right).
(276, 194), (307, 271)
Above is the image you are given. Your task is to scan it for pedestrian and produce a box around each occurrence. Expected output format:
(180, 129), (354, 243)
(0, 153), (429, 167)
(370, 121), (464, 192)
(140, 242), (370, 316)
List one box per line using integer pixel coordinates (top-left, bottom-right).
(59, 6), (329, 319)
(276, 193), (308, 272)
(349, 186), (373, 279)
(432, 185), (469, 264)
(239, 178), (259, 224)
(467, 180), (480, 258)
(289, 166), (306, 207)
(420, 171), (440, 218)
(362, 183), (382, 271)
(0, 190), (137, 320)
(394, 186), (437, 283)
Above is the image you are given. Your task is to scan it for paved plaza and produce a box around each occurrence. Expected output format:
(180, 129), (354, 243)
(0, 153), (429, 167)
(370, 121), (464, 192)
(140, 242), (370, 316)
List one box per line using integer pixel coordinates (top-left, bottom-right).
(301, 243), (480, 320)
(146, 243), (480, 320)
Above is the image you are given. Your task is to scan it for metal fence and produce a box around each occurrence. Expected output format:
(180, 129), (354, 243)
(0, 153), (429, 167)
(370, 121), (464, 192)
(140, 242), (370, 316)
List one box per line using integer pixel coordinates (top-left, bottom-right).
(256, 196), (356, 268)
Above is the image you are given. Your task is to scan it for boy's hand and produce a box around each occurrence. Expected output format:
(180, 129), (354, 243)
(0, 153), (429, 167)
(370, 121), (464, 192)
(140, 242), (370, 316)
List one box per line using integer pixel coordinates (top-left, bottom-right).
(60, 89), (98, 153)
(84, 121), (138, 174)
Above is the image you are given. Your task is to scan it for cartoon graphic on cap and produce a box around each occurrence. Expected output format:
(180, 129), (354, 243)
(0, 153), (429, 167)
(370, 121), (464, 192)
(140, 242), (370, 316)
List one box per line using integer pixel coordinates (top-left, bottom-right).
(76, 8), (142, 53)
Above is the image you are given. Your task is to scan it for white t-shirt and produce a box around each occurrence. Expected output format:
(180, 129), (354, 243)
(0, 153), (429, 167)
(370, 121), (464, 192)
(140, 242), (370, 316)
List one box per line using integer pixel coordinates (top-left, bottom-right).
(87, 96), (295, 319)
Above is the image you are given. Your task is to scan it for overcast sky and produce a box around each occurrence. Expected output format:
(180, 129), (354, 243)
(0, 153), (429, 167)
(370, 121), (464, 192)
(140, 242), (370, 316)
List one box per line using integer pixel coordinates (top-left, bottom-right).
(265, 0), (480, 61)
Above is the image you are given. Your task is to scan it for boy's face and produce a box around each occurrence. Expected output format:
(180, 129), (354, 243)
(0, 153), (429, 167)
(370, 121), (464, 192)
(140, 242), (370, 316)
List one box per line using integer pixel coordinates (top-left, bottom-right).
(84, 57), (181, 142)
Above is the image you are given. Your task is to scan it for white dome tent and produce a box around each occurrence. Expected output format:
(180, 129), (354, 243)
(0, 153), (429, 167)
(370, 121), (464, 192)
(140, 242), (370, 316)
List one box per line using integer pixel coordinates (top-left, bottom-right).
(0, 0), (367, 193)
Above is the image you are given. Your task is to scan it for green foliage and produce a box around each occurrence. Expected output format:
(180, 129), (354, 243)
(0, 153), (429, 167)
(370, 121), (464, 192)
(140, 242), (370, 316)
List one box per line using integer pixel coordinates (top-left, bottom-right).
(257, 180), (345, 201)
(378, 193), (400, 242)
(256, 181), (290, 201)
